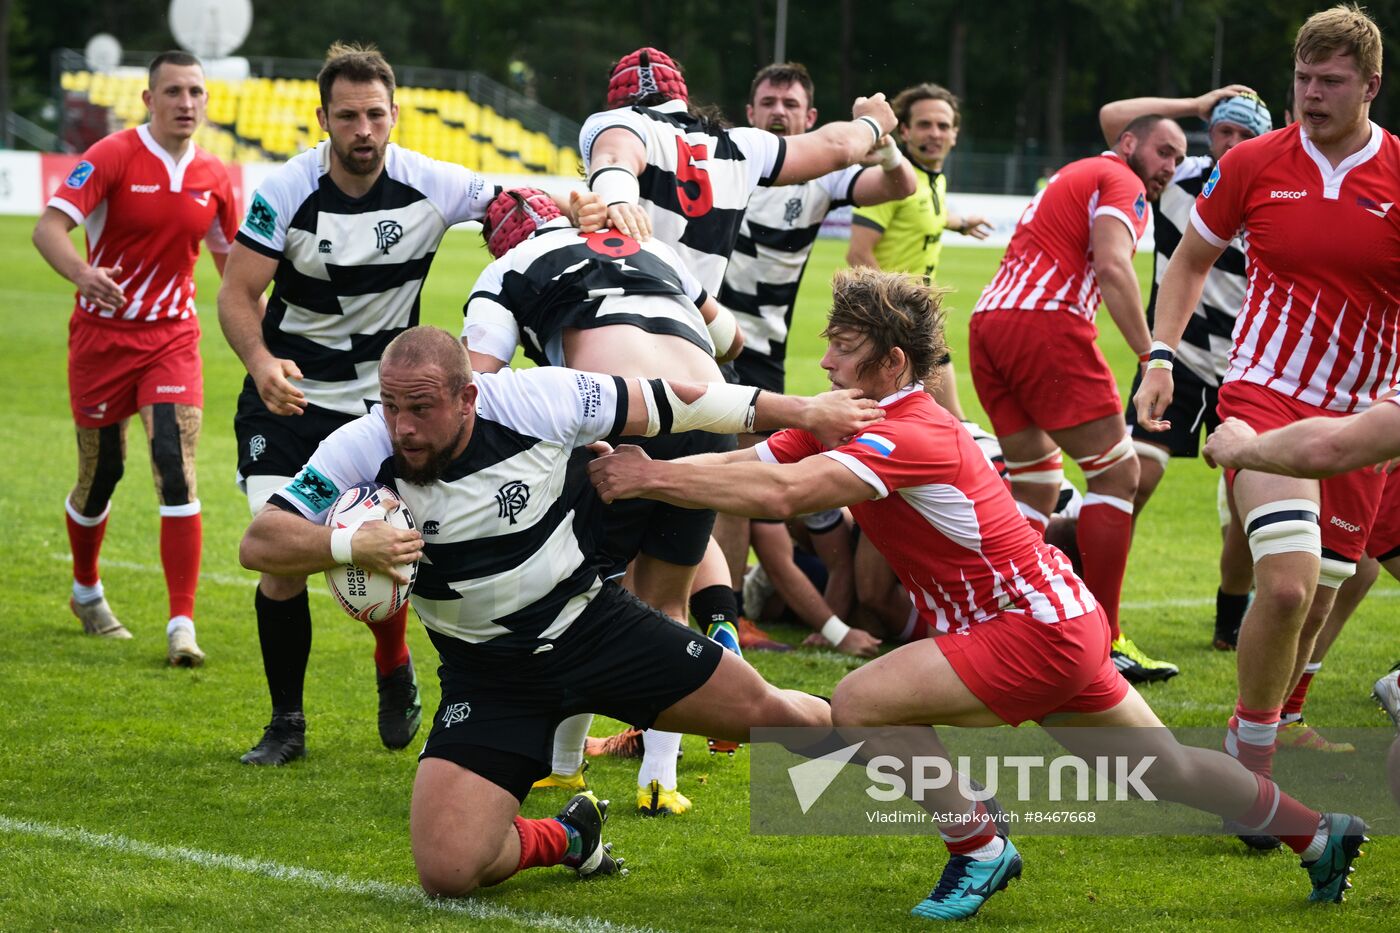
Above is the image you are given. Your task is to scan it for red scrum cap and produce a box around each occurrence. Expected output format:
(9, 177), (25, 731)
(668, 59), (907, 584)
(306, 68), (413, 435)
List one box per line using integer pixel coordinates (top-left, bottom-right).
(607, 47), (688, 110)
(482, 187), (562, 259)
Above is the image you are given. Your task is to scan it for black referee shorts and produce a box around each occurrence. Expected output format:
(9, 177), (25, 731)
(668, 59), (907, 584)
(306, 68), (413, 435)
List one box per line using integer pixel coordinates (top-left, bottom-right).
(419, 581), (724, 801)
(1125, 361), (1220, 459)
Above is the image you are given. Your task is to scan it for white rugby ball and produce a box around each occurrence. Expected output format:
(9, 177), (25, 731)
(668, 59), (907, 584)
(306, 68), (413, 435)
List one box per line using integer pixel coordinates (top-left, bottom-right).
(323, 483), (418, 623)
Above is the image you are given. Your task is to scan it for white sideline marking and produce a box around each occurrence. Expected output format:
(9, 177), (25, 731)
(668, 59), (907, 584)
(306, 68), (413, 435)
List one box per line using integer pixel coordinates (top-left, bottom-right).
(0, 816), (666, 933)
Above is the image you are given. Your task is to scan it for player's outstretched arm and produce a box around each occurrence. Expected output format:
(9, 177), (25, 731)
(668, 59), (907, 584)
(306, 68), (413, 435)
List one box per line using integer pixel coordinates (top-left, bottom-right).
(588, 443), (875, 519)
(1133, 224), (1226, 431)
(617, 379), (882, 447)
(240, 502), (423, 584)
(775, 94), (898, 186)
(1204, 406), (1400, 478)
(218, 243), (307, 416)
(947, 212), (993, 240)
(32, 207), (125, 312)
(1098, 85), (1254, 145)
(851, 137), (916, 206)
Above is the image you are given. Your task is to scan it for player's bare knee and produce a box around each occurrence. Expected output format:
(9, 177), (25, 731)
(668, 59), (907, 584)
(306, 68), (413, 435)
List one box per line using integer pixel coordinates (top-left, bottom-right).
(416, 858), (486, 898)
(830, 678), (876, 728)
(258, 573), (308, 601)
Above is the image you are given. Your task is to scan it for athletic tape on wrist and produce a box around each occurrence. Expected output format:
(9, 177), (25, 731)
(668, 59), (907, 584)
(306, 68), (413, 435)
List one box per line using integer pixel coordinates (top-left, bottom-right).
(640, 379), (760, 436)
(876, 138), (904, 172)
(855, 115), (882, 147)
(821, 615), (852, 646)
(330, 526), (355, 565)
(589, 165), (640, 206)
(1146, 358), (1174, 371)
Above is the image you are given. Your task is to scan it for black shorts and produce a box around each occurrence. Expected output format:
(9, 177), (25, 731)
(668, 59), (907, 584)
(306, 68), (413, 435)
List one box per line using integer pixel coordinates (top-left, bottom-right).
(1125, 362), (1220, 458)
(598, 429), (737, 576)
(732, 346), (785, 395)
(234, 377), (360, 479)
(419, 581), (724, 801)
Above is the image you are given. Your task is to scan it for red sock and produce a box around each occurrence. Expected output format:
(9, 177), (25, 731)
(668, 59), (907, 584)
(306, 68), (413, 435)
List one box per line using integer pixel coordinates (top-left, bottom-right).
(160, 505), (202, 619)
(1282, 668), (1318, 719)
(1076, 495), (1134, 639)
(367, 603), (410, 675)
(1226, 703), (1281, 777)
(66, 500), (108, 588)
(941, 801), (997, 855)
(1231, 772), (1322, 853)
(514, 816), (569, 871)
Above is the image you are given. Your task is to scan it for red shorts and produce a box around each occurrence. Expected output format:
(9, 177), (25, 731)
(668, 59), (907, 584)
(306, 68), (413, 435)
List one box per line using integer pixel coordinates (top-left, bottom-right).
(968, 308), (1123, 436)
(1366, 473), (1400, 561)
(935, 605), (1130, 726)
(68, 313), (203, 428)
(1219, 381), (1384, 561)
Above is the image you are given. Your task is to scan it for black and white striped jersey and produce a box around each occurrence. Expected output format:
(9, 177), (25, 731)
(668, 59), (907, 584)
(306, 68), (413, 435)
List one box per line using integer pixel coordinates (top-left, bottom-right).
(463, 221), (712, 368)
(718, 166), (864, 361)
(235, 141), (498, 415)
(1148, 154), (1248, 386)
(270, 365), (629, 658)
(580, 100), (785, 295)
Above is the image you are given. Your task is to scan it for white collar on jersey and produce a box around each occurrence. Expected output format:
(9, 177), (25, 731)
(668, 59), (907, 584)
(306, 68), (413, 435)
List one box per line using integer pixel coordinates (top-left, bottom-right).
(877, 384), (922, 406)
(1298, 121), (1383, 200)
(648, 99), (689, 114)
(136, 123), (198, 192)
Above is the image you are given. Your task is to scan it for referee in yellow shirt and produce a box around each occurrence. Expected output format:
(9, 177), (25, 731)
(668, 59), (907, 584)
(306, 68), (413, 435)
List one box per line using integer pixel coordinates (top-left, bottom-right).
(847, 83), (990, 417)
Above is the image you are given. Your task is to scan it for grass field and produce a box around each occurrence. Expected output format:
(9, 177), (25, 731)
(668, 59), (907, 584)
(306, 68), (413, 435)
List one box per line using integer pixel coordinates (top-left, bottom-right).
(2, 213), (1397, 931)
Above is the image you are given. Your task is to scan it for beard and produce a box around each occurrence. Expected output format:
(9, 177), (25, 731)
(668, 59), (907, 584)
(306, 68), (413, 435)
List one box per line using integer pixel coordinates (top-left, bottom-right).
(393, 423), (466, 486)
(1126, 148), (1162, 200)
(332, 136), (387, 176)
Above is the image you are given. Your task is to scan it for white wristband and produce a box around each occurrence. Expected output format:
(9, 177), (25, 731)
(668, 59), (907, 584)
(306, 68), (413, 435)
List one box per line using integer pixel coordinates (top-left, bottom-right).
(820, 615), (852, 646)
(589, 166), (640, 206)
(705, 304), (739, 358)
(855, 115), (882, 147)
(330, 526), (356, 565)
(879, 140), (905, 172)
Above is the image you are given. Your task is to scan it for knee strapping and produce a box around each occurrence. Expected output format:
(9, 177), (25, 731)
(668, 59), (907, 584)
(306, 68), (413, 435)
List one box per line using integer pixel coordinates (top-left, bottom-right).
(149, 404), (191, 505)
(1245, 499), (1321, 562)
(1132, 439), (1170, 467)
(1318, 554), (1357, 589)
(803, 509), (844, 535)
(1076, 433), (1136, 479)
(1004, 448), (1064, 486)
(75, 424), (126, 516)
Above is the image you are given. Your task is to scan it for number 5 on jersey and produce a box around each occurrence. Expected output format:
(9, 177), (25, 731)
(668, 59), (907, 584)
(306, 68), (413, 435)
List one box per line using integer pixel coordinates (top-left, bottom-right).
(674, 137), (713, 217)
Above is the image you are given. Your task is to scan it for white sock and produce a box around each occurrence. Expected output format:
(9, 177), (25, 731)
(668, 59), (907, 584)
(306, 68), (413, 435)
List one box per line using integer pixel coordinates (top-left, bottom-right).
(638, 729), (681, 789)
(964, 835), (1006, 861)
(551, 714), (592, 776)
(1301, 816), (1329, 862)
(73, 580), (104, 604)
(166, 615), (195, 636)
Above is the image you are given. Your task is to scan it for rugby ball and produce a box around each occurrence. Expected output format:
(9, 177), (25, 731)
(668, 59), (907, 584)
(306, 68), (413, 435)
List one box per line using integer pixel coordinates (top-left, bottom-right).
(323, 483), (418, 623)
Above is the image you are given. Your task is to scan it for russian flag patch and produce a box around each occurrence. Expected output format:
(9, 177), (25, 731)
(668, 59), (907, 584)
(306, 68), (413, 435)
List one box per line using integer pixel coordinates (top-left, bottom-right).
(854, 433), (896, 456)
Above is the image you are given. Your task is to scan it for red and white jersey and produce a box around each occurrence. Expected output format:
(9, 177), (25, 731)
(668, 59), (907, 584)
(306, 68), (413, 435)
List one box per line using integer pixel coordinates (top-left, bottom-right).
(1192, 123), (1400, 413)
(46, 124), (238, 323)
(974, 153), (1150, 323)
(757, 388), (1096, 632)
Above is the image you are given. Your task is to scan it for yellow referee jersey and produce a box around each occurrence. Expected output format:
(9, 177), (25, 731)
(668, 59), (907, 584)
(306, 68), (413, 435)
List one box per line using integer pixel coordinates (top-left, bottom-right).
(851, 162), (947, 279)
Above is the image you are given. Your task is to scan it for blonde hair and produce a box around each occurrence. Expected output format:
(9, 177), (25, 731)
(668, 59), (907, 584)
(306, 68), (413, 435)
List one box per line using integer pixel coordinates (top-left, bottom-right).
(1295, 4), (1383, 78)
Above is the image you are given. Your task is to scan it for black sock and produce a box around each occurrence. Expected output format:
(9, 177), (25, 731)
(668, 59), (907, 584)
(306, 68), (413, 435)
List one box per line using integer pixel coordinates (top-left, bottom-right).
(690, 584), (739, 635)
(255, 586), (312, 718)
(733, 587), (746, 620)
(1215, 589), (1249, 641)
